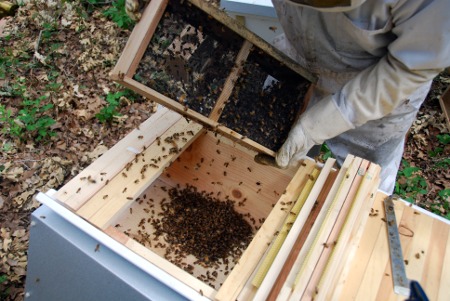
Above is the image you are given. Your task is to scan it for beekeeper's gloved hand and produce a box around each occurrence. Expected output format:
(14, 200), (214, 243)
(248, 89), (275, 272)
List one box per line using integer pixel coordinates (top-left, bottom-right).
(275, 119), (316, 168)
(276, 96), (354, 168)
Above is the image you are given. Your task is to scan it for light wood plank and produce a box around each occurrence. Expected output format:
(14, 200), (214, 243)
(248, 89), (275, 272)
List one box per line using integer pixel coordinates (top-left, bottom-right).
(275, 155), (354, 301)
(214, 160), (316, 301)
(277, 156), (354, 300)
(266, 170), (338, 300)
(438, 226), (450, 301)
(287, 157), (363, 300)
(302, 160), (369, 300)
(253, 158), (336, 301)
(111, 0), (169, 78)
(316, 162), (381, 301)
(209, 40), (253, 121)
(118, 76), (276, 156)
(162, 131), (298, 229)
(252, 168), (321, 288)
(353, 197), (406, 300)
(420, 218), (449, 300)
(326, 177), (381, 301)
(55, 108), (180, 210)
(374, 204), (433, 301)
(77, 118), (204, 228)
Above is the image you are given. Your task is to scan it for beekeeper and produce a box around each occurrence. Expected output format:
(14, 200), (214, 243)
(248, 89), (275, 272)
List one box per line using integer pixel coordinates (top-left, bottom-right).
(272, 0), (450, 193)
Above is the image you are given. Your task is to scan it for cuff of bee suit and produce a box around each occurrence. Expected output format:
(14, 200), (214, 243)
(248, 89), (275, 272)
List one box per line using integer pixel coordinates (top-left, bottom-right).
(300, 96), (355, 144)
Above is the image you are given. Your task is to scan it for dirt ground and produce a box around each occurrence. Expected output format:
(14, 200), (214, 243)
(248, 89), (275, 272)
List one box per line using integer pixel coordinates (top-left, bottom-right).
(0, 1), (449, 300)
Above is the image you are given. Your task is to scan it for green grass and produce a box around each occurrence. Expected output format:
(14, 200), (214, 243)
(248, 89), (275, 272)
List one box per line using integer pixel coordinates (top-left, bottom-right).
(394, 159), (428, 203)
(0, 95), (56, 142)
(102, 0), (134, 29)
(96, 89), (137, 123)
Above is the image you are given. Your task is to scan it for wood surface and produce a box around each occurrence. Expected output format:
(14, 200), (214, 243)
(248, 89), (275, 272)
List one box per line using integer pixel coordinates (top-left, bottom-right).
(111, 0), (168, 78)
(159, 130), (299, 224)
(76, 117), (204, 229)
(252, 168), (321, 288)
(285, 156), (362, 300)
(331, 194), (450, 301)
(316, 162), (381, 301)
(252, 158), (336, 301)
(104, 226), (216, 299)
(54, 108), (180, 210)
(299, 159), (370, 300)
(266, 169), (338, 300)
(214, 160), (317, 301)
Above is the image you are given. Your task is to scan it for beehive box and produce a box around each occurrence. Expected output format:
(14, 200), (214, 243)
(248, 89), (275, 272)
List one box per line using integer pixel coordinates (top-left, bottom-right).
(111, 0), (316, 154)
(53, 105), (325, 300)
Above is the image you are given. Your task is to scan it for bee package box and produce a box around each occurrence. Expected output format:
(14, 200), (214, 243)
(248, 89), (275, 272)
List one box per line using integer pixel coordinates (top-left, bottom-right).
(111, 0), (316, 155)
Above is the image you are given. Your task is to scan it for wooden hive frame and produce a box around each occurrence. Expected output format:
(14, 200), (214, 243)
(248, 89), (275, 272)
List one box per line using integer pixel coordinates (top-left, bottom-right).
(110, 0), (316, 156)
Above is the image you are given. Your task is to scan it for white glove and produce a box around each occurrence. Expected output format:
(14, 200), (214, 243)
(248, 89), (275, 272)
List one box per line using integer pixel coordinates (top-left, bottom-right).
(276, 96), (354, 168)
(275, 120), (316, 168)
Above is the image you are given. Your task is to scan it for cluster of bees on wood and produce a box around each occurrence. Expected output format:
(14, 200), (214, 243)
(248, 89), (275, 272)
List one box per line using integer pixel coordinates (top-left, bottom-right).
(119, 182), (257, 289)
(110, 125), (288, 288)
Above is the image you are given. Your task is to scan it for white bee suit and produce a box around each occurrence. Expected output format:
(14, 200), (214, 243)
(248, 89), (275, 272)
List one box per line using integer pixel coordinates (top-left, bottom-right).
(272, 0), (450, 193)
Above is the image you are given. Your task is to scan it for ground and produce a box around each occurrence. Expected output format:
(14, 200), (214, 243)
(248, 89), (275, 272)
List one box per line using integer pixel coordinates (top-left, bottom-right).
(0, 1), (449, 300)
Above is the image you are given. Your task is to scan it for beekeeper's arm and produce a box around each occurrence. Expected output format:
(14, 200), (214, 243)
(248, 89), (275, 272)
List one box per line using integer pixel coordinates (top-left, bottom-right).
(276, 0), (450, 167)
